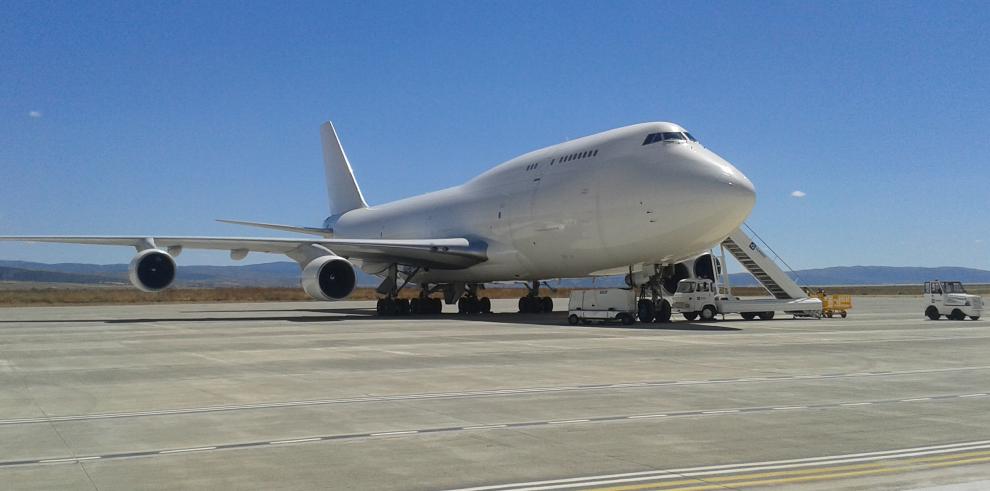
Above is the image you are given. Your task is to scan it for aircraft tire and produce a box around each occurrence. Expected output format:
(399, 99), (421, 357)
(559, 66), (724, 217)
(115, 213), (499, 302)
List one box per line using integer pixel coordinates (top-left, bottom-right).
(655, 299), (672, 323)
(637, 299), (655, 323)
(541, 296), (553, 313)
(480, 297), (492, 313)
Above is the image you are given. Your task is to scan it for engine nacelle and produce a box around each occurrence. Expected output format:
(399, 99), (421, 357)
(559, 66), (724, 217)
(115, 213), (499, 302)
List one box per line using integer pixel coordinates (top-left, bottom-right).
(301, 255), (357, 300)
(128, 249), (177, 292)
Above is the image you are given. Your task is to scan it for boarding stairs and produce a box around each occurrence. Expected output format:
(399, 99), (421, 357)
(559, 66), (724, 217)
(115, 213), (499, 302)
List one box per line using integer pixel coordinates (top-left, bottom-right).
(721, 226), (807, 300)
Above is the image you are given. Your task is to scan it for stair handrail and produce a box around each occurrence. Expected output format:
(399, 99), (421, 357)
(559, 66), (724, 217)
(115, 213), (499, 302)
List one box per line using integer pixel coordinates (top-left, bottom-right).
(741, 223), (806, 288)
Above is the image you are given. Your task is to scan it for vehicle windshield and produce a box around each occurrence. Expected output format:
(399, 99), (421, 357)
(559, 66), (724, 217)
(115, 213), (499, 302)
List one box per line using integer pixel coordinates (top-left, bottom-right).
(676, 282), (695, 293)
(943, 282), (967, 293)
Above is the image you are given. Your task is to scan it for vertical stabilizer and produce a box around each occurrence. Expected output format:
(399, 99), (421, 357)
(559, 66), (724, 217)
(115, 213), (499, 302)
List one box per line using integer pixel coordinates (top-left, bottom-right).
(320, 121), (368, 216)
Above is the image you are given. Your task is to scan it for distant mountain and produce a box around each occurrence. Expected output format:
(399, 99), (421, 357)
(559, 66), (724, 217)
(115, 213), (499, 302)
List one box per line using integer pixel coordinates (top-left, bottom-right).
(1, 260), (988, 288)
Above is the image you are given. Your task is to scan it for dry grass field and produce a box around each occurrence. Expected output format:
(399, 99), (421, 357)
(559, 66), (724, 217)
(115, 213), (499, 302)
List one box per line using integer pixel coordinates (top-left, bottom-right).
(0, 283), (987, 307)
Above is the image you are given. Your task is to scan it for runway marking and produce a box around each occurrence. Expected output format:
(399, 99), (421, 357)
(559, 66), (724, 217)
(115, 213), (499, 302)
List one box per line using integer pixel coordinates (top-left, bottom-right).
(840, 402), (873, 406)
(158, 446), (216, 454)
(269, 437), (321, 445)
(2, 391), (987, 468)
(446, 441), (990, 491)
(900, 397), (932, 402)
(959, 393), (988, 398)
(5, 365), (990, 426)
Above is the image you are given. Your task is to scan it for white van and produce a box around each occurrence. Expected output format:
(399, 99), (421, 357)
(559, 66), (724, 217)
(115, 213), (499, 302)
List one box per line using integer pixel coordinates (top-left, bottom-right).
(567, 289), (637, 325)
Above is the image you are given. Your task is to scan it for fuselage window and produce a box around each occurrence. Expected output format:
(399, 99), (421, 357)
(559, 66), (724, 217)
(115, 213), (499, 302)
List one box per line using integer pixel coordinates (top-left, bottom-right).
(593, 149), (598, 156)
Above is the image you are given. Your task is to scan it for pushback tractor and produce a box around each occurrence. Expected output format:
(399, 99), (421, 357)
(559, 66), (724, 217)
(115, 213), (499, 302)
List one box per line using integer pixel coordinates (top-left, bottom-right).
(924, 280), (983, 321)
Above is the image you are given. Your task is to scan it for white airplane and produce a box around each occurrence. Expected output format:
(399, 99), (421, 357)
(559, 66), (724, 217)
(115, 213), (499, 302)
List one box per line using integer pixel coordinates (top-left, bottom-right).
(1, 121), (755, 321)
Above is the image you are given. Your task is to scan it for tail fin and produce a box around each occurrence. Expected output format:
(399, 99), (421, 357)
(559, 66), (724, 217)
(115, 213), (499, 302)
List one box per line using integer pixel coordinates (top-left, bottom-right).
(320, 121), (368, 216)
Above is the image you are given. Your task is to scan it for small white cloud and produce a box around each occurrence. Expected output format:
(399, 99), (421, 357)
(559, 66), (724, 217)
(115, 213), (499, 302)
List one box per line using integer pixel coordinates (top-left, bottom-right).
(790, 190), (806, 198)
(977, 239), (985, 244)
(28, 110), (42, 118)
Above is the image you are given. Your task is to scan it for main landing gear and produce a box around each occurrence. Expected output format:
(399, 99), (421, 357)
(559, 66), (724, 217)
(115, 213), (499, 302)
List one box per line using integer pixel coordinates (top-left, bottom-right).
(375, 265), (443, 316)
(634, 265), (672, 323)
(518, 280), (554, 314)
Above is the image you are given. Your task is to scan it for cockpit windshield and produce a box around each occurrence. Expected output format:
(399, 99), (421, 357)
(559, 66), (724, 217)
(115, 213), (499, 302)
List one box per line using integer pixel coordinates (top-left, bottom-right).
(642, 131), (698, 146)
(943, 282), (967, 293)
(676, 281), (695, 293)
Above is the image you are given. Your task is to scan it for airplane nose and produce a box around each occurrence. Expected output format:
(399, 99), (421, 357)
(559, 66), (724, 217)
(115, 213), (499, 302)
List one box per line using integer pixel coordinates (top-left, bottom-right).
(694, 154), (756, 219)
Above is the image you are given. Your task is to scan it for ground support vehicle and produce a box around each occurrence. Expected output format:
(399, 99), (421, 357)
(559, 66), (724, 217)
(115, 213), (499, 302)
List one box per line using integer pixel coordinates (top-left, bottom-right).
(924, 280), (983, 320)
(814, 290), (852, 318)
(671, 278), (822, 321)
(568, 289), (637, 325)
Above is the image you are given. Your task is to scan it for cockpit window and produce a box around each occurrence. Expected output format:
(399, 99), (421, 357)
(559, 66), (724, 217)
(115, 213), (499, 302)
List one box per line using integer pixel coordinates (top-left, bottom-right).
(643, 131), (696, 146)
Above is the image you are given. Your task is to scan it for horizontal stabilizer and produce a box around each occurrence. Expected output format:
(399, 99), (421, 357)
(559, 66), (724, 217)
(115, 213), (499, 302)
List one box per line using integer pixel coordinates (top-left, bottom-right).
(217, 219), (332, 237)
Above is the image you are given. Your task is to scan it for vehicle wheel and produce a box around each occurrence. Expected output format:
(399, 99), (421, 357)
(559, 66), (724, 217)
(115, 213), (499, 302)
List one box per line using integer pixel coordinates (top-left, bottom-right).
(683, 312), (699, 321)
(950, 309), (966, 321)
(480, 297), (492, 314)
(541, 296), (554, 313)
(826, 312), (834, 318)
(637, 299), (656, 323)
(971, 316), (981, 321)
(925, 306), (940, 320)
(699, 305), (717, 321)
(840, 311), (847, 318)
(619, 313), (634, 325)
(758, 311), (775, 320)
(568, 314), (579, 325)
(740, 312), (756, 321)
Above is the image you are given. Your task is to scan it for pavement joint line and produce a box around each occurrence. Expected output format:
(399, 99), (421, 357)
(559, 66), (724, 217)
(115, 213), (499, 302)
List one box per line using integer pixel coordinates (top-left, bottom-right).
(269, 437), (321, 445)
(548, 419), (590, 424)
(1, 392), (987, 468)
(901, 397), (932, 402)
(840, 402), (873, 406)
(11, 364), (982, 427)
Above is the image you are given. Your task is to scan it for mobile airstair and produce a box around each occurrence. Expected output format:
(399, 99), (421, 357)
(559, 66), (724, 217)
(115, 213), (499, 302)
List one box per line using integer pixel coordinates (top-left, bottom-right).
(719, 225), (808, 300)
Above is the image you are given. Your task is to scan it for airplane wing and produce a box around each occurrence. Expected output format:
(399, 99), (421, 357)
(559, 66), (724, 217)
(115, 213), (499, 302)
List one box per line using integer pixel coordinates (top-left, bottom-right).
(0, 236), (487, 269)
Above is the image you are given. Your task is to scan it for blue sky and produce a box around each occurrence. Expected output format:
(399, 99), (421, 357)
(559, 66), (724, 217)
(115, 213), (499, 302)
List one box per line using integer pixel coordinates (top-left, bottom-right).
(2, 1), (988, 270)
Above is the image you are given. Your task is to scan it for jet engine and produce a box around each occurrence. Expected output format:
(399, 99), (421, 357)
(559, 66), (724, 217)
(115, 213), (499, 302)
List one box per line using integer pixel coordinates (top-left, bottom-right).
(301, 255), (357, 300)
(128, 249), (177, 292)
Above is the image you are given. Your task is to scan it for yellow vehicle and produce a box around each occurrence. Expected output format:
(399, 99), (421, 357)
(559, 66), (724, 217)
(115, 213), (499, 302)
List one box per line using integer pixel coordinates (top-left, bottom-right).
(812, 289), (852, 318)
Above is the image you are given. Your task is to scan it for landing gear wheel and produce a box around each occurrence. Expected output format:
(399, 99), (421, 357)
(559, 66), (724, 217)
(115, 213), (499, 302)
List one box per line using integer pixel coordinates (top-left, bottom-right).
(480, 297), (492, 314)
(699, 305), (717, 321)
(925, 306), (940, 320)
(740, 312), (756, 321)
(568, 314), (579, 325)
(396, 298), (410, 315)
(518, 296), (530, 313)
(654, 299), (672, 323)
(376, 298), (385, 315)
(431, 297), (443, 314)
(638, 299), (656, 323)
(540, 296), (553, 313)
(950, 309), (966, 321)
(757, 311), (775, 320)
(683, 312), (699, 321)
(410, 297), (421, 314)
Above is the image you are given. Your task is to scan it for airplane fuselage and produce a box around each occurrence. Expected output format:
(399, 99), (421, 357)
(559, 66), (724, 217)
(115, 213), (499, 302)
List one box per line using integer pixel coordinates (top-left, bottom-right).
(334, 123), (756, 283)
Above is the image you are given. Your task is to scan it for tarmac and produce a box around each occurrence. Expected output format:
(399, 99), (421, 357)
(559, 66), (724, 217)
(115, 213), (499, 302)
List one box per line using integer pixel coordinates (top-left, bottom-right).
(1, 296), (989, 490)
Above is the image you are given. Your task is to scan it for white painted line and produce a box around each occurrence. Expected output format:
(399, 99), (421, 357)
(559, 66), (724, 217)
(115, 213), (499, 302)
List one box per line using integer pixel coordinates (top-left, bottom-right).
(269, 437), (321, 445)
(463, 424), (508, 430)
(840, 402), (873, 406)
(548, 419), (590, 424)
(901, 397), (932, 402)
(626, 414), (667, 419)
(40, 456), (101, 464)
(159, 446), (216, 454)
(448, 441), (990, 491)
(772, 406), (807, 410)
(959, 393), (988, 398)
(370, 430), (418, 437)
(702, 410), (740, 414)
